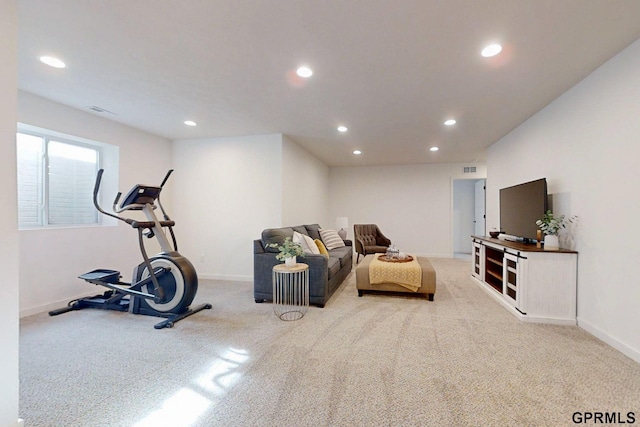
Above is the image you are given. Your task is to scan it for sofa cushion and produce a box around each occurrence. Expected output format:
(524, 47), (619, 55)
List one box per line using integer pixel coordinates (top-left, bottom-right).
(261, 227), (294, 253)
(305, 224), (322, 240)
(319, 228), (346, 250)
(293, 231), (320, 255)
(292, 225), (308, 236)
(329, 246), (352, 268)
(327, 256), (341, 280)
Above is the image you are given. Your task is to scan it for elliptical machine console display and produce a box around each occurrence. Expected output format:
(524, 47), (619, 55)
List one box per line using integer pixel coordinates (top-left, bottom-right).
(49, 169), (211, 329)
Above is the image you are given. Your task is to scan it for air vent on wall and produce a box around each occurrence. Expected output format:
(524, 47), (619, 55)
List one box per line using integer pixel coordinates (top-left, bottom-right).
(463, 166), (477, 173)
(87, 106), (117, 115)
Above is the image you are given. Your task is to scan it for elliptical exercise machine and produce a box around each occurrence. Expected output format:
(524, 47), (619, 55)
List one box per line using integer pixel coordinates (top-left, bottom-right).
(49, 169), (211, 329)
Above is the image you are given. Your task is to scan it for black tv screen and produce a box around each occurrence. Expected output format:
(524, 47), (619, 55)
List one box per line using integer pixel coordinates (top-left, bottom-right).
(499, 178), (548, 242)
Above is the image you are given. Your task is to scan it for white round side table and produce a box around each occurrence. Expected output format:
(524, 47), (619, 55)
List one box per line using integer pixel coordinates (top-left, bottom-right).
(272, 263), (309, 321)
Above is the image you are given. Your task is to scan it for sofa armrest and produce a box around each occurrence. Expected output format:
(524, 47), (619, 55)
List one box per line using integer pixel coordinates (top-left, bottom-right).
(253, 239), (265, 254)
(301, 254), (329, 298)
(299, 254), (329, 270)
(253, 252), (279, 289)
(376, 234), (391, 246)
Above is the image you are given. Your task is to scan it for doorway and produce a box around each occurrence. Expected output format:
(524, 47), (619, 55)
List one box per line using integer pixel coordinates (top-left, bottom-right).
(452, 179), (485, 257)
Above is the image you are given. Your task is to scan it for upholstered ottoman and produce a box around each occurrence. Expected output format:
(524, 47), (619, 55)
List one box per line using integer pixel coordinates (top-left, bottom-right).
(356, 254), (436, 301)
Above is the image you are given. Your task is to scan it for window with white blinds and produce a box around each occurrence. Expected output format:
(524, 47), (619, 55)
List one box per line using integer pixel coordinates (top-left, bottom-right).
(17, 129), (101, 228)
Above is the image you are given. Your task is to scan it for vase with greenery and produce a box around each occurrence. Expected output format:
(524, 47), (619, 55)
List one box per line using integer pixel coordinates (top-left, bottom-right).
(267, 237), (305, 267)
(535, 210), (567, 250)
(536, 210), (567, 236)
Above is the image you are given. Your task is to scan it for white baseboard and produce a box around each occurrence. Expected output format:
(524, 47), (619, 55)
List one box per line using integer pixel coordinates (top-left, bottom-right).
(20, 292), (96, 318)
(198, 274), (252, 282)
(578, 317), (640, 364)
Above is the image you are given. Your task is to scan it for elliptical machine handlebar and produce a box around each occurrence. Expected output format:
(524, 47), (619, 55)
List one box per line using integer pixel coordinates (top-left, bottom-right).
(159, 169), (173, 188)
(92, 169), (176, 229)
(156, 169), (173, 222)
(93, 169), (126, 224)
(155, 169), (178, 250)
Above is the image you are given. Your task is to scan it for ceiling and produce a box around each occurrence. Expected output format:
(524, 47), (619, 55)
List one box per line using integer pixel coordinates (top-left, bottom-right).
(17, 0), (640, 167)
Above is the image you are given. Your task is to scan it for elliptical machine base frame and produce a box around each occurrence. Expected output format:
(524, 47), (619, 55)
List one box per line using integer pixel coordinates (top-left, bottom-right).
(50, 293), (212, 329)
(50, 263), (212, 329)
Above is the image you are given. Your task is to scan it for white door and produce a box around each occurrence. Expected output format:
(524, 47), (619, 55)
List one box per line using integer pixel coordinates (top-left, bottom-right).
(474, 180), (486, 236)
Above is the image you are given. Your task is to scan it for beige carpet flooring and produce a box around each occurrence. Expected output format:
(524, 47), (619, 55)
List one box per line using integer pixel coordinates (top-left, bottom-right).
(19, 258), (640, 426)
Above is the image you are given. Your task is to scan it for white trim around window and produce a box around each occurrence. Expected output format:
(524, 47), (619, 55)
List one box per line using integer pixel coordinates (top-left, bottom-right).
(16, 123), (119, 230)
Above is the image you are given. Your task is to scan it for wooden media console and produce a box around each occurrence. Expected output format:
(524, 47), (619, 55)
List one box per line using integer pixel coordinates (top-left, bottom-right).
(471, 236), (578, 325)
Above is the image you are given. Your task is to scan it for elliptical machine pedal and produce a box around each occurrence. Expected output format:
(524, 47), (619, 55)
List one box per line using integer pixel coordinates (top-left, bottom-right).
(49, 169), (211, 329)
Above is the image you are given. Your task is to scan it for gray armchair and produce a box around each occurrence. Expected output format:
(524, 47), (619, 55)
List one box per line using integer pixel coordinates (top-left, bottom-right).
(353, 224), (391, 263)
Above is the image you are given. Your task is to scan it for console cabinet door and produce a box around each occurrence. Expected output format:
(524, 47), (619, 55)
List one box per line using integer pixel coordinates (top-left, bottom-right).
(472, 241), (483, 279)
(502, 253), (521, 310)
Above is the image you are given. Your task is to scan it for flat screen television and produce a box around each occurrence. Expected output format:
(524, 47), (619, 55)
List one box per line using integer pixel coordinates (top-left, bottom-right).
(499, 178), (548, 243)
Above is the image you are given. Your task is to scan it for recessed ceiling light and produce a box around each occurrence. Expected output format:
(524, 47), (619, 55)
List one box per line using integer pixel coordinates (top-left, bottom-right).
(481, 44), (503, 58)
(296, 66), (313, 78)
(353, 150), (362, 155)
(184, 120), (197, 126)
(430, 147), (439, 152)
(39, 56), (66, 68)
(337, 126), (348, 132)
(444, 119), (456, 126)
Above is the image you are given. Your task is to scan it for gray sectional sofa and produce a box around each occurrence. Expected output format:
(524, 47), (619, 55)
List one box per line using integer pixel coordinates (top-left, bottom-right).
(253, 224), (353, 307)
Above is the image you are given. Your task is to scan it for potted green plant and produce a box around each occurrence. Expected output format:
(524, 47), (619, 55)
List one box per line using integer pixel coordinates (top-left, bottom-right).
(535, 210), (566, 250)
(267, 237), (305, 267)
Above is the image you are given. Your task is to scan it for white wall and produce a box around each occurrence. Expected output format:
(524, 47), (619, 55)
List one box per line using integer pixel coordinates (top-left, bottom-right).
(487, 39), (640, 362)
(18, 92), (173, 316)
(329, 163), (486, 256)
(0, 2), (21, 426)
(281, 135), (330, 226)
(171, 134), (332, 280)
(171, 134), (283, 281)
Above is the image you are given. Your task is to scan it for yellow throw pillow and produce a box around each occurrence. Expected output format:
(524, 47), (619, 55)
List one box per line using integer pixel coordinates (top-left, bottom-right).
(314, 239), (329, 257)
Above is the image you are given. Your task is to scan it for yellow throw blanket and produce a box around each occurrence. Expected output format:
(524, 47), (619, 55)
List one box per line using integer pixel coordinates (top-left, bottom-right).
(369, 255), (422, 292)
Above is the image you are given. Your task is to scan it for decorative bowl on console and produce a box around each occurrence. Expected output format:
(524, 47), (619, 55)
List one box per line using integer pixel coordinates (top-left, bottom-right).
(489, 229), (501, 238)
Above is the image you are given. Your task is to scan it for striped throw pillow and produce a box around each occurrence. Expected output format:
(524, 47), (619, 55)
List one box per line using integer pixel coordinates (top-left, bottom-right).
(319, 228), (345, 250)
